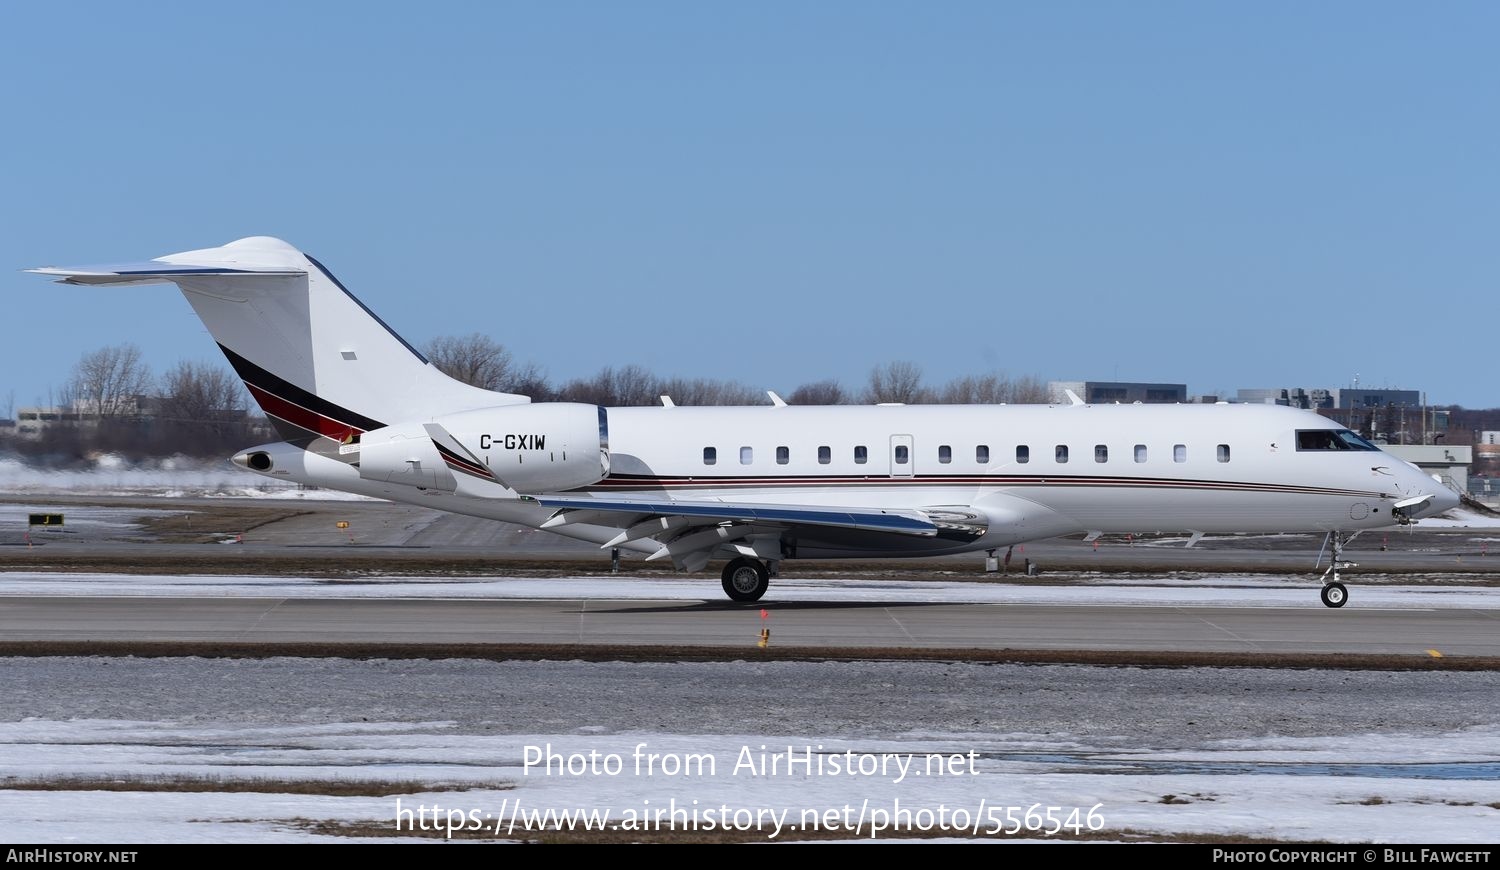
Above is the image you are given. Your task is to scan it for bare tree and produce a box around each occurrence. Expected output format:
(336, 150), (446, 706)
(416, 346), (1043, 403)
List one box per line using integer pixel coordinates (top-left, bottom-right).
(936, 371), (1048, 404)
(658, 376), (763, 406)
(556, 371), (612, 406)
(558, 365), (662, 406)
(158, 361), (245, 417)
(788, 380), (849, 405)
(424, 333), (547, 395)
(503, 365), (554, 401)
(864, 361), (930, 404)
(67, 344), (153, 420)
(1008, 375), (1050, 404)
(612, 365), (661, 406)
(155, 360), (251, 453)
(940, 373), (1009, 404)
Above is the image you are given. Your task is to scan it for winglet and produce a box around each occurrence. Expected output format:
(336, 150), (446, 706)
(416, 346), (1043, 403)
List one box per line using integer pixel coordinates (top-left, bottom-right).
(1065, 389), (1086, 406)
(767, 391), (787, 407)
(660, 396), (676, 408)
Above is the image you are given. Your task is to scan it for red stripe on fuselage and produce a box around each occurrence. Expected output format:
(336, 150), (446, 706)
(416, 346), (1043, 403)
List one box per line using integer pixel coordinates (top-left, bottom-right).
(245, 383), (361, 441)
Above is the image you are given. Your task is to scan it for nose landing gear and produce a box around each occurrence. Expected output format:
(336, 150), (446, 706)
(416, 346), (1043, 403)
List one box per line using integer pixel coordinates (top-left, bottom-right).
(1316, 531), (1361, 608)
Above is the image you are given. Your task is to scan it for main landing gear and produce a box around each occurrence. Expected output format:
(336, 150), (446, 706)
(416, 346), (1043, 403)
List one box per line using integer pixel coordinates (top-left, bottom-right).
(1316, 531), (1361, 609)
(721, 557), (771, 603)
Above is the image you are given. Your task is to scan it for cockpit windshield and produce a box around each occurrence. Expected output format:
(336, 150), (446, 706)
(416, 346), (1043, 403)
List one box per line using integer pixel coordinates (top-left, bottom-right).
(1295, 429), (1380, 451)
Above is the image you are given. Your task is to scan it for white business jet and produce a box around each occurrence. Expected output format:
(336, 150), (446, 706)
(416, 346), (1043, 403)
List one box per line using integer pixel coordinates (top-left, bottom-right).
(32, 237), (1459, 607)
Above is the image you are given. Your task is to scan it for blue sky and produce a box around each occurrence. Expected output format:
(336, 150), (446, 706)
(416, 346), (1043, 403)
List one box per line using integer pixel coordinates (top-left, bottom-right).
(2, 2), (1494, 412)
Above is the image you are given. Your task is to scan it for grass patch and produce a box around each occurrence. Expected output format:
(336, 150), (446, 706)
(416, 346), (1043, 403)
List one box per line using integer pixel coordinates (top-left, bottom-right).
(1, 774), (511, 797)
(135, 508), (314, 544)
(3, 640), (1499, 672)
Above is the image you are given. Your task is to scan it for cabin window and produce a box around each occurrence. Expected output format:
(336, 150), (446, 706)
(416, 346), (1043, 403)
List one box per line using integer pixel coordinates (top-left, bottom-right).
(818, 446), (831, 464)
(895, 445), (909, 464)
(854, 445), (868, 464)
(938, 445), (952, 464)
(976, 445), (990, 463)
(1173, 444), (1187, 463)
(1296, 429), (1380, 451)
(740, 446), (753, 465)
(1094, 444), (1108, 463)
(1217, 444), (1231, 463)
(703, 447), (717, 466)
(1134, 444), (1147, 463)
(776, 446), (790, 465)
(1055, 445), (1069, 463)
(1016, 445), (1029, 464)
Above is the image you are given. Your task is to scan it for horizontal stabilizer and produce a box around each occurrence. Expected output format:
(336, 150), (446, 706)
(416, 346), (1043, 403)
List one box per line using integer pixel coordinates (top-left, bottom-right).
(28, 262), (304, 286)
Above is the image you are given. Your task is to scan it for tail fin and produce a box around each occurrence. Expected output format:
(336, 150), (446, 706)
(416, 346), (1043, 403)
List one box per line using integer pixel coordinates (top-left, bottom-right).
(31, 236), (526, 443)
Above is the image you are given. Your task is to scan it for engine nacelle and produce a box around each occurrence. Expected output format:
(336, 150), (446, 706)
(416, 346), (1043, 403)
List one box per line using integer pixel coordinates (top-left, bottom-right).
(357, 421), (457, 490)
(355, 403), (609, 495)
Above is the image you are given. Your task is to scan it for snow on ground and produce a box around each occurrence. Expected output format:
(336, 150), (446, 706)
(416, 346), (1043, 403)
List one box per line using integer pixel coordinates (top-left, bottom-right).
(1, 719), (1496, 843)
(1418, 509), (1500, 530)
(0, 571), (1496, 610)
(0, 458), (372, 500)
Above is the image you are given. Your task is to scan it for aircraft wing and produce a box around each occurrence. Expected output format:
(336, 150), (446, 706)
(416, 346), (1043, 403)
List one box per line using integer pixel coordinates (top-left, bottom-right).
(532, 495), (991, 573)
(535, 496), (938, 535)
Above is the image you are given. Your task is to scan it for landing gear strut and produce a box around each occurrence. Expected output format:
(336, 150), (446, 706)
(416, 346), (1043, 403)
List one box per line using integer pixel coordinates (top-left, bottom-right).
(1316, 531), (1360, 609)
(721, 557), (770, 603)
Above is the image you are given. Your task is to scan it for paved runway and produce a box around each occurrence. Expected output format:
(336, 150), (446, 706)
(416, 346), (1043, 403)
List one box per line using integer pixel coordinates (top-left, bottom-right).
(3, 595), (1497, 658)
(3, 495), (1498, 664)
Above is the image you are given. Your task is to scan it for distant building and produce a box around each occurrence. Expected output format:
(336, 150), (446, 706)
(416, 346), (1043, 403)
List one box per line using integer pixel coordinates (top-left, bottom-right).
(14, 406), (84, 440)
(1381, 445), (1472, 494)
(1318, 395), (1446, 445)
(13, 399), (265, 442)
(1476, 434), (1500, 486)
(1047, 381), (1187, 405)
(1234, 388), (1333, 410)
(1333, 388), (1421, 410)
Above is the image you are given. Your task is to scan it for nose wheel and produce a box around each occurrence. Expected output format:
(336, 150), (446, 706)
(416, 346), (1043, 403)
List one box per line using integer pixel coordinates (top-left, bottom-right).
(1316, 531), (1360, 608)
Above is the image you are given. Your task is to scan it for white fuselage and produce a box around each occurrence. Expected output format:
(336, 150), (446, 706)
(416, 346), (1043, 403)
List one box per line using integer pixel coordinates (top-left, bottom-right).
(253, 401), (1454, 559)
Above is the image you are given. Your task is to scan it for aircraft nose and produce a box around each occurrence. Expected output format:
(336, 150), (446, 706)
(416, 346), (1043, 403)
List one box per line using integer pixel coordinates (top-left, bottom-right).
(1428, 485), (1462, 516)
(1405, 474), (1462, 519)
